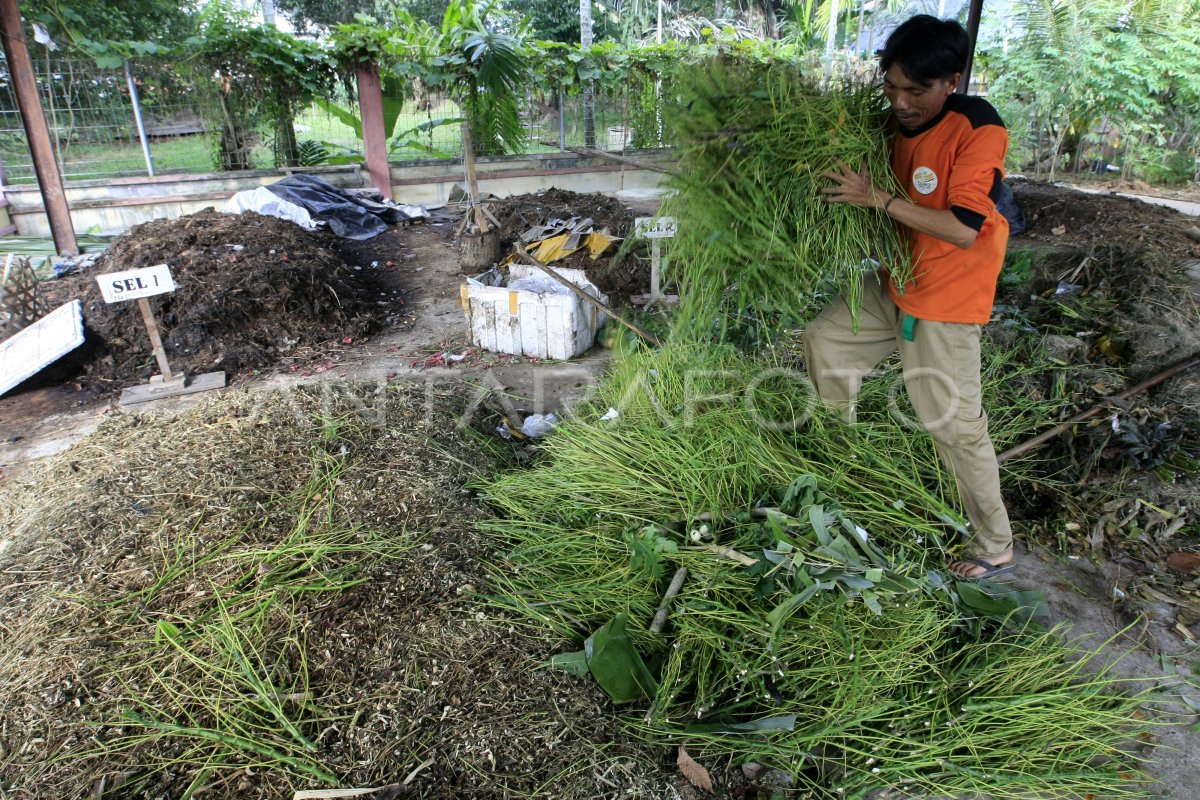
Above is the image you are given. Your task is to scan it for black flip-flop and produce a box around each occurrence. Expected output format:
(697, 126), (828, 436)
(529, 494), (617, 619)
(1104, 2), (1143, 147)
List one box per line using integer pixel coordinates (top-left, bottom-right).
(950, 556), (1016, 582)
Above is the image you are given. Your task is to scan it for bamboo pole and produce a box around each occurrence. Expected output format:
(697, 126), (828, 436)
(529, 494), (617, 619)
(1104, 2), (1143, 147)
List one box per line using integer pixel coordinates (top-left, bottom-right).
(511, 247), (661, 346)
(997, 352), (1200, 464)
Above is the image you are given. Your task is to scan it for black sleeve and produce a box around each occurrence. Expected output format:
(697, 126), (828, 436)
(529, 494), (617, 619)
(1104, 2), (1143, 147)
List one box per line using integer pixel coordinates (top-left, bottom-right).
(951, 205), (986, 232)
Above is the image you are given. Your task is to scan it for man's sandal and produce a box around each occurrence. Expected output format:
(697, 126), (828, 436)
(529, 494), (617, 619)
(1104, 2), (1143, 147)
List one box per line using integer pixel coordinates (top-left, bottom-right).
(949, 556), (1016, 582)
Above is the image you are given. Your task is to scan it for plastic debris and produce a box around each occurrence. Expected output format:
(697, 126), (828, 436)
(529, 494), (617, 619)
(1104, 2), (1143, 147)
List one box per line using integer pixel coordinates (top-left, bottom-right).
(50, 253), (101, 277)
(496, 413), (561, 441)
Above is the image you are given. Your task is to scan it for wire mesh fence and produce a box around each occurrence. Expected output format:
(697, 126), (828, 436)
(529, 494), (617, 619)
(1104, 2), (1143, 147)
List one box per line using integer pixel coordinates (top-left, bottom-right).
(0, 53), (668, 185)
(0, 56), (211, 182)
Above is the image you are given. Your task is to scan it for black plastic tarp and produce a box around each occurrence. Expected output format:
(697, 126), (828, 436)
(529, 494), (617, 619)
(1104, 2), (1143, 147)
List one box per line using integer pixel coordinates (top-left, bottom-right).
(264, 175), (423, 240)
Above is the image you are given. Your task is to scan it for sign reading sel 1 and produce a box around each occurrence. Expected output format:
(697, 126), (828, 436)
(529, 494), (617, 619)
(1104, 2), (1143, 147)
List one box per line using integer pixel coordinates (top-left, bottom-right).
(98, 263), (175, 303)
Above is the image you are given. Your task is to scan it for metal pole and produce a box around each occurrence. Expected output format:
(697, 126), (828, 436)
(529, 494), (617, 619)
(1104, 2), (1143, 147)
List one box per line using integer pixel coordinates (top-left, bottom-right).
(959, 0), (985, 95)
(0, 0), (77, 255)
(125, 60), (155, 177)
(558, 88), (565, 152)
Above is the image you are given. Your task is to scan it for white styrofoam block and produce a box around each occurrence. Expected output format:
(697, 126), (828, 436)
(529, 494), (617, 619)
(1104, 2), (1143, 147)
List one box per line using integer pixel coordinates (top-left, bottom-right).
(0, 299), (85, 396)
(461, 264), (607, 360)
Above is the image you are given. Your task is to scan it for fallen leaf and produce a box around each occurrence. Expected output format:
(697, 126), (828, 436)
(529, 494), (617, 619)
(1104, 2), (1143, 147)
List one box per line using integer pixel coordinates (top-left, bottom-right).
(1167, 552), (1200, 574)
(677, 746), (713, 793)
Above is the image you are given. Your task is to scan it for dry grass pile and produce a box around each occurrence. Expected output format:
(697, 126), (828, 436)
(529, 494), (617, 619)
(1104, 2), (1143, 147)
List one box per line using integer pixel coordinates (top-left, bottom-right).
(0, 383), (674, 799)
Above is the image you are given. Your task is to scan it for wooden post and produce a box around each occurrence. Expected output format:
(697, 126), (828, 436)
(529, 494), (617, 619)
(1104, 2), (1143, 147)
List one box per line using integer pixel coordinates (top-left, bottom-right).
(136, 297), (174, 381)
(355, 62), (392, 200)
(0, 0), (77, 255)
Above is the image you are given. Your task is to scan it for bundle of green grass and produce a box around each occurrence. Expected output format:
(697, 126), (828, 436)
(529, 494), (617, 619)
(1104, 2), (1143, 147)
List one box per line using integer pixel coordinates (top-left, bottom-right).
(659, 63), (911, 334)
(485, 341), (1151, 799)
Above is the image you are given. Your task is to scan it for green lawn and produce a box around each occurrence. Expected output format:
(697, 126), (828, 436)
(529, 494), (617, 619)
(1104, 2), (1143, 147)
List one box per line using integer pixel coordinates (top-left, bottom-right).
(0, 95), (641, 184)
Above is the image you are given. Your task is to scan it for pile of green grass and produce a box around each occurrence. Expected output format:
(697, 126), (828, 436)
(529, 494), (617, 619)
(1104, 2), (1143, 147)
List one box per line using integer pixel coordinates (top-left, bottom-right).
(484, 340), (1154, 799)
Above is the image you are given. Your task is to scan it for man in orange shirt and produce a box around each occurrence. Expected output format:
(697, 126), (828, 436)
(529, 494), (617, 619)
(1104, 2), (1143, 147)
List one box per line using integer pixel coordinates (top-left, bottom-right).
(809, 14), (1013, 581)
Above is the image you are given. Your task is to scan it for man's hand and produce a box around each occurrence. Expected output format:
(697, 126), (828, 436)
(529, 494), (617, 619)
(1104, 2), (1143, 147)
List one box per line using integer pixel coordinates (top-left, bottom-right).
(819, 160), (890, 209)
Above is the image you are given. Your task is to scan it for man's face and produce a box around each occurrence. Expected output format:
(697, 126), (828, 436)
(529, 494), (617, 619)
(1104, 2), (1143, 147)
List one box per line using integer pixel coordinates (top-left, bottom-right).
(882, 63), (960, 130)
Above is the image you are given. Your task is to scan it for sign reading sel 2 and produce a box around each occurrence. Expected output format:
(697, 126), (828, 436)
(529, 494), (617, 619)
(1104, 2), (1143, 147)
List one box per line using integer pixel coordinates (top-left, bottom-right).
(97, 263), (175, 303)
(634, 216), (678, 240)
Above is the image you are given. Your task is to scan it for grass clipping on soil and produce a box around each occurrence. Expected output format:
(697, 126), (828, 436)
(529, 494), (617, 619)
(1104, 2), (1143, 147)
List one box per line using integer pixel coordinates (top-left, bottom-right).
(0, 384), (670, 799)
(484, 340), (1156, 799)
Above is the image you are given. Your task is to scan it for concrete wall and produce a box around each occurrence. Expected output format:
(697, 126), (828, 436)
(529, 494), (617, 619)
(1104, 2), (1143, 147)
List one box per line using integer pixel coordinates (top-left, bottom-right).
(3, 150), (674, 238)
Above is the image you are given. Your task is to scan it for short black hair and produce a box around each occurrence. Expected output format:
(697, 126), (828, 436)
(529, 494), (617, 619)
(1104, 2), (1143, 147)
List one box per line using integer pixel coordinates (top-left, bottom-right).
(879, 15), (970, 86)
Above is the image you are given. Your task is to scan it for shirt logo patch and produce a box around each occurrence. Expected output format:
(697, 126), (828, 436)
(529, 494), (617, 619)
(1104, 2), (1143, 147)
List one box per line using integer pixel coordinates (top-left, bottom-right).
(912, 166), (938, 195)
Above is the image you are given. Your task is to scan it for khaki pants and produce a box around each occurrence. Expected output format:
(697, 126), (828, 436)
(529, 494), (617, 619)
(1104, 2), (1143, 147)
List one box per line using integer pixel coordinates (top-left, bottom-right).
(803, 272), (1012, 560)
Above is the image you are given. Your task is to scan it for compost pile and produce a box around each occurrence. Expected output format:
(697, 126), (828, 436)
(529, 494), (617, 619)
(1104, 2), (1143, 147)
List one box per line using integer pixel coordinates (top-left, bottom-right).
(1012, 179), (1200, 262)
(55, 210), (391, 389)
(0, 384), (680, 799)
(493, 188), (648, 301)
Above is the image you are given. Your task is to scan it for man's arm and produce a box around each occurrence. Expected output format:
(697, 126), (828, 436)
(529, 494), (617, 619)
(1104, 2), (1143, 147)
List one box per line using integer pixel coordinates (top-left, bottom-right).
(819, 161), (979, 250)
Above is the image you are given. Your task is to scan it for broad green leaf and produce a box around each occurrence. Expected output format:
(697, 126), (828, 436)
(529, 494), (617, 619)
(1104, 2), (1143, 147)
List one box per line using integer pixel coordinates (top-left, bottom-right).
(583, 613), (657, 704)
(549, 649), (589, 678)
(686, 714), (797, 735)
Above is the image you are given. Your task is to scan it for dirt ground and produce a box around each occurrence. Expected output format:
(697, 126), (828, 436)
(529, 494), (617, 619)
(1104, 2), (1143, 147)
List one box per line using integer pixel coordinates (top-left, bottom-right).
(3, 183), (1200, 798)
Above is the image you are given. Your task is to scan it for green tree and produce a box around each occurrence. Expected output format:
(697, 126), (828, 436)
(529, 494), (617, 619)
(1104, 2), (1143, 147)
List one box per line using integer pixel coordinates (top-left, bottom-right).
(520, 0), (581, 42)
(984, 0), (1200, 181)
(273, 0), (378, 33)
(189, 3), (338, 169)
(21, 0), (198, 48)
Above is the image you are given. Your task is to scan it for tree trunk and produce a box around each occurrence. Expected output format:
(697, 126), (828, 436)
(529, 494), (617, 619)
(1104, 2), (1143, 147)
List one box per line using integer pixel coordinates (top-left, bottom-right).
(274, 116), (299, 168)
(825, 0), (841, 61)
(761, 1), (777, 38)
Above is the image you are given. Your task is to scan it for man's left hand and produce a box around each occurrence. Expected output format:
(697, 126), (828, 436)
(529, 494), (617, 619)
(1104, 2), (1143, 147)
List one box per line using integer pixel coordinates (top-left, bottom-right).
(819, 160), (888, 209)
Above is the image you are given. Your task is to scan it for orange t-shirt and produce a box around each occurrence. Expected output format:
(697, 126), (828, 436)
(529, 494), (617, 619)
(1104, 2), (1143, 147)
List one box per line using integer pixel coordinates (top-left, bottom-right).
(885, 94), (1009, 324)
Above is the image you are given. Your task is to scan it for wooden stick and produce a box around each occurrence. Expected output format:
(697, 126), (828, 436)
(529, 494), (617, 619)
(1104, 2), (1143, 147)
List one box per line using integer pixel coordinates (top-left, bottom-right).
(997, 352), (1200, 464)
(649, 567), (688, 634)
(137, 297), (174, 380)
(511, 247), (662, 346)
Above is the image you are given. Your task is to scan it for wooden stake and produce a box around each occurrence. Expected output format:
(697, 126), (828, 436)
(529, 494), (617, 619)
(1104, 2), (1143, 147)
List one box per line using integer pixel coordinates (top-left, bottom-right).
(649, 567), (688, 634)
(136, 297), (174, 381)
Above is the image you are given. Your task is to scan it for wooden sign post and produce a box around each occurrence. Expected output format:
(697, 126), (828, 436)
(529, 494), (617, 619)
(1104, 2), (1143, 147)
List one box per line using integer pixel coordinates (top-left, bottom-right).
(631, 215), (678, 306)
(97, 263), (225, 405)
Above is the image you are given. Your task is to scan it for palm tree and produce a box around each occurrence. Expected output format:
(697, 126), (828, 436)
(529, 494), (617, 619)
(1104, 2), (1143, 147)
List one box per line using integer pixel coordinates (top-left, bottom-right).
(402, 0), (526, 232)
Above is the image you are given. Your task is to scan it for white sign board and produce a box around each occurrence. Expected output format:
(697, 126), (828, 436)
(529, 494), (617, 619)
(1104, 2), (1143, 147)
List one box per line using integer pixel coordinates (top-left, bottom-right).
(634, 216), (678, 240)
(0, 300), (84, 397)
(97, 264), (175, 303)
